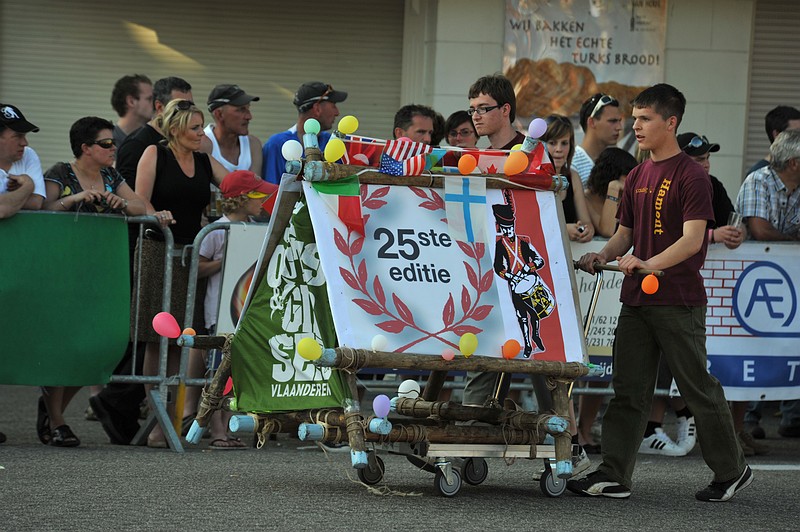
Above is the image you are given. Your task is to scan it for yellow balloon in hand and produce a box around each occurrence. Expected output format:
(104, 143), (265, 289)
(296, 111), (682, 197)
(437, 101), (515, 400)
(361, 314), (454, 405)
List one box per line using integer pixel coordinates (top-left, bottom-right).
(459, 333), (478, 357)
(297, 337), (322, 361)
(338, 115), (359, 135)
(324, 137), (346, 162)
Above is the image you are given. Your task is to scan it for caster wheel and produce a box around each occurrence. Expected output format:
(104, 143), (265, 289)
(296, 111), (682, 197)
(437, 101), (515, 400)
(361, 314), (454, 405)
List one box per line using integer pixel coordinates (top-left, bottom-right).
(434, 467), (462, 497)
(462, 457), (488, 485)
(539, 465), (567, 497)
(357, 453), (385, 486)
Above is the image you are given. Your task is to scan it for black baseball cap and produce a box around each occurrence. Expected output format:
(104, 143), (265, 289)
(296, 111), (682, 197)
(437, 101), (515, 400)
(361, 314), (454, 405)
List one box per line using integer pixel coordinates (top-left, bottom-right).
(678, 132), (720, 156)
(207, 84), (260, 112)
(0, 103), (39, 133)
(292, 82), (347, 111)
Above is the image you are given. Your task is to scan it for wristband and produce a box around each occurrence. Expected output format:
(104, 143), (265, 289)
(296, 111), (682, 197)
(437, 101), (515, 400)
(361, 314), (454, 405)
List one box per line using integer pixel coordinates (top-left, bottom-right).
(605, 195), (618, 202)
(59, 199), (67, 210)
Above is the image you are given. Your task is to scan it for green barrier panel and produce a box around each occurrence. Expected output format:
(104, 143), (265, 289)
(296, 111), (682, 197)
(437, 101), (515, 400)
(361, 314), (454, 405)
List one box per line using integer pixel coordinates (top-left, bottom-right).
(0, 212), (130, 385)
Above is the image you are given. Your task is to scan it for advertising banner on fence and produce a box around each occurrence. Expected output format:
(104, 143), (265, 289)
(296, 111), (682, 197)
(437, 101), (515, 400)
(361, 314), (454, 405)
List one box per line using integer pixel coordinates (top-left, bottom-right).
(571, 240), (800, 400)
(503, 0), (667, 141)
(306, 182), (587, 363)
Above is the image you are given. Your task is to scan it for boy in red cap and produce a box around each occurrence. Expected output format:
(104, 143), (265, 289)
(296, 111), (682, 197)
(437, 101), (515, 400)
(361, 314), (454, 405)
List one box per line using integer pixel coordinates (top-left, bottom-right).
(196, 170), (275, 448)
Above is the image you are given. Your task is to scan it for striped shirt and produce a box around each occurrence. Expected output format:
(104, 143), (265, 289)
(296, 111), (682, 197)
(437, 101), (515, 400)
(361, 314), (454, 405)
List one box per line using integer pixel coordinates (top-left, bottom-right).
(572, 146), (594, 186)
(736, 166), (800, 238)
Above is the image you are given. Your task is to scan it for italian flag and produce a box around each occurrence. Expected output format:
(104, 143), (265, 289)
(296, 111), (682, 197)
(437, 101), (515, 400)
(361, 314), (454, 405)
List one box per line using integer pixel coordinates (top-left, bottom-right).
(310, 177), (365, 235)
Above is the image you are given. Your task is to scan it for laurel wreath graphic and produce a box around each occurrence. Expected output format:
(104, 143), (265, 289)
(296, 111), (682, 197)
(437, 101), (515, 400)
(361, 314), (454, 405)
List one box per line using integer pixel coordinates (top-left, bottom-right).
(334, 185), (493, 352)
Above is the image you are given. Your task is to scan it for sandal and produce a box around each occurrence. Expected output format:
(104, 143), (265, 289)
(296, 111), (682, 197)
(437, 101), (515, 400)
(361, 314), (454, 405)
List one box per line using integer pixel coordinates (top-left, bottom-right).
(37, 396), (51, 445)
(210, 437), (247, 450)
(50, 425), (80, 447)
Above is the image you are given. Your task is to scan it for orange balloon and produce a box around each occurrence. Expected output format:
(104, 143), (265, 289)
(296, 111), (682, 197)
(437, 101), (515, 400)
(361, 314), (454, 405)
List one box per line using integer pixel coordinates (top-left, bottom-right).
(642, 273), (659, 294)
(502, 339), (521, 359)
(182, 327), (196, 336)
(458, 153), (478, 175)
(504, 150), (529, 176)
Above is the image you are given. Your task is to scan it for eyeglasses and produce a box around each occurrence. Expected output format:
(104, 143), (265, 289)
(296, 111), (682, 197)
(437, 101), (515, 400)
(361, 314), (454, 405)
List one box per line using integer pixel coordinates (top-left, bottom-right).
(589, 94), (617, 119)
(684, 135), (708, 150)
(448, 128), (475, 138)
(467, 105), (501, 117)
(90, 138), (115, 149)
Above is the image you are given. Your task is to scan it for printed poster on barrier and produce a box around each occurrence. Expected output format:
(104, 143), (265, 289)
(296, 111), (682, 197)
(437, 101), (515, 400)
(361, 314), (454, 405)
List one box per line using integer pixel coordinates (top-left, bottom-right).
(306, 182), (586, 363)
(504, 0), (667, 146)
(570, 240), (800, 400)
(215, 223), (269, 335)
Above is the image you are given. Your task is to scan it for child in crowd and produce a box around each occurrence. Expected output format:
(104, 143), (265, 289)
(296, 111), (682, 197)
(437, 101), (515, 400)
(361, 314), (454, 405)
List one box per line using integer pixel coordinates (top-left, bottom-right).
(198, 169), (276, 449)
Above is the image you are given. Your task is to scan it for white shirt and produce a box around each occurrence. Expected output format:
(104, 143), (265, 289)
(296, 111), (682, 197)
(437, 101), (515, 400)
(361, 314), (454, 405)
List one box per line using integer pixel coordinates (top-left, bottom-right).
(203, 124), (252, 173)
(0, 147), (46, 197)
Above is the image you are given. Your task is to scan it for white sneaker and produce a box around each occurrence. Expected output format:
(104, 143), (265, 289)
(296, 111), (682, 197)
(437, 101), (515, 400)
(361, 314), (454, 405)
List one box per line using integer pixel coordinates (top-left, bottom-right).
(676, 416), (697, 453)
(572, 444), (591, 477)
(638, 427), (687, 457)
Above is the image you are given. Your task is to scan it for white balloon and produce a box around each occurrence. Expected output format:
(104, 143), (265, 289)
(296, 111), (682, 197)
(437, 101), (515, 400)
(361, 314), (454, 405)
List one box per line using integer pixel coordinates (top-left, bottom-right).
(397, 379), (421, 399)
(281, 139), (303, 161)
(371, 334), (388, 351)
(528, 118), (548, 139)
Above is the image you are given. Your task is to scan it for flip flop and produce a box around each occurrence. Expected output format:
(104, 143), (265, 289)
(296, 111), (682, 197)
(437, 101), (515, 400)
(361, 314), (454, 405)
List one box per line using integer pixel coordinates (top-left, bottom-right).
(210, 437), (247, 450)
(37, 396), (51, 445)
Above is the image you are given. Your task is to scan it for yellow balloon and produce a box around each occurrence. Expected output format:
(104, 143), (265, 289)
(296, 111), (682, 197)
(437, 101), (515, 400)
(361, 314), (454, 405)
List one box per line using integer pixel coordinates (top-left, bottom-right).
(459, 333), (478, 357)
(510, 143), (524, 151)
(338, 115), (359, 136)
(504, 150), (529, 176)
(324, 137), (346, 162)
(297, 337), (322, 361)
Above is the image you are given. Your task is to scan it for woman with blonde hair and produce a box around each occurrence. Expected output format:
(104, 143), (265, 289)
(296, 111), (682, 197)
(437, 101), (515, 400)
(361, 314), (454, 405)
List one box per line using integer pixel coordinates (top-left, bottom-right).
(134, 99), (228, 447)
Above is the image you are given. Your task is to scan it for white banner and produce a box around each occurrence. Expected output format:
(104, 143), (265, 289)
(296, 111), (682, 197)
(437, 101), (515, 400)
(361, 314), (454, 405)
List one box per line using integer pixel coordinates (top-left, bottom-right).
(571, 239), (800, 400)
(306, 183), (587, 363)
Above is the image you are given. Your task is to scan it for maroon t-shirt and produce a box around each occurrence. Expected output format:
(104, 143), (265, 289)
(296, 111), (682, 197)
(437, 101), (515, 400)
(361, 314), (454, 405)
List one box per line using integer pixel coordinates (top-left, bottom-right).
(618, 151), (713, 306)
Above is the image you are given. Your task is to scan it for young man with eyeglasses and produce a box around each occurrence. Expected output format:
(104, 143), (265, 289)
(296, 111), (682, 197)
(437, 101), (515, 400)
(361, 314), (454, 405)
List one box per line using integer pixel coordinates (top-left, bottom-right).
(261, 81), (347, 185)
(573, 93), (623, 186)
(0, 103), (45, 213)
(572, 83), (751, 502)
(200, 84), (263, 176)
(467, 74), (525, 150)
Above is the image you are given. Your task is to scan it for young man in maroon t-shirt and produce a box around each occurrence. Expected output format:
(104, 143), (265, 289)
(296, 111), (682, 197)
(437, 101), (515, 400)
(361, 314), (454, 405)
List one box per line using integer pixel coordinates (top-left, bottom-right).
(571, 84), (751, 502)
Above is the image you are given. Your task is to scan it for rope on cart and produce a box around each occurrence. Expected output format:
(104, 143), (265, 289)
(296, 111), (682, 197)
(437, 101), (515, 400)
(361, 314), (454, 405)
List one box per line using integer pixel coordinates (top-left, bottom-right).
(337, 346), (366, 372)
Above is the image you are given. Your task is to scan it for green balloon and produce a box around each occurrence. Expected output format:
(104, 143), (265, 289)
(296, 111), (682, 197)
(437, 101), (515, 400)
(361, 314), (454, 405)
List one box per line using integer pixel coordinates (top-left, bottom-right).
(305, 118), (321, 135)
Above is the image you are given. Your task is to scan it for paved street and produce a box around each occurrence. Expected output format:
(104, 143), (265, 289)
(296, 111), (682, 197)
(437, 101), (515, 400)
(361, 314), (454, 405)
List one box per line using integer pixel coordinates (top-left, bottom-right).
(1, 384), (798, 531)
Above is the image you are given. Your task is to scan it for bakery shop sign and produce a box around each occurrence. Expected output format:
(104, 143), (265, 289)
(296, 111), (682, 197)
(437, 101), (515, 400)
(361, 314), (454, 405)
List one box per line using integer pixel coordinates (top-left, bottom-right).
(503, 0), (667, 123)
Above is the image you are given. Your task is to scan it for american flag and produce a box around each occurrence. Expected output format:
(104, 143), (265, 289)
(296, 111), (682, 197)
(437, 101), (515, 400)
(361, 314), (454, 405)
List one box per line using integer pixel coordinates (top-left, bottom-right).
(379, 139), (432, 176)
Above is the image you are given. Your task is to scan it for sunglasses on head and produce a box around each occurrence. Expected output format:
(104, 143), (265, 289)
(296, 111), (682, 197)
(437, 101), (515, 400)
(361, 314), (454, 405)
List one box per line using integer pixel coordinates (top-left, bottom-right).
(89, 138), (115, 149)
(685, 135), (708, 150)
(174, 99), (194, 111)
(589, 94), (617, 119)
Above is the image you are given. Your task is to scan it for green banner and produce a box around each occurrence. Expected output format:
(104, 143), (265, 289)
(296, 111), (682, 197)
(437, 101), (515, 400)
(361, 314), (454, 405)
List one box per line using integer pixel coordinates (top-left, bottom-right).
(231, 199), (347, 412)
(0, 212), (130, 385)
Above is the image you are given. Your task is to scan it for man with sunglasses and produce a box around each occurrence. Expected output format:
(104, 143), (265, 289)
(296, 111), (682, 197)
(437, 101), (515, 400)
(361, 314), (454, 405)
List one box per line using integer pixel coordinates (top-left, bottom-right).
(0, 103), (44, 214)
(201, 84), (263, 176)
(573, 93), (623, 186)
(262, 81), (347, 185)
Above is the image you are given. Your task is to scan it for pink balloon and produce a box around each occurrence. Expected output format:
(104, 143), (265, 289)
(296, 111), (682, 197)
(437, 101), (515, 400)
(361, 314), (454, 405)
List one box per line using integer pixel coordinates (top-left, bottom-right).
(152, 311), (181, 339)
(396, 136), (411, 142)
(528, 118), (547, 139)
(373, 394), (391, 418)
(441, 348), (456, 361)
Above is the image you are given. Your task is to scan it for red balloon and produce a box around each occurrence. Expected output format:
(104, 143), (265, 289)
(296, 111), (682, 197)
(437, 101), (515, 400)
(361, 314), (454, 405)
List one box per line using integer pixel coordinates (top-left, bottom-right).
(641, 274), (659, 295)
(152, 312), (181, 338)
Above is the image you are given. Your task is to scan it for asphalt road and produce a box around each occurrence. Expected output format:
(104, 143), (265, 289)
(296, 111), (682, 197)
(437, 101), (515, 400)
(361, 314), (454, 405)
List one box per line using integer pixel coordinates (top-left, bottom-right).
(1, 384), (798, 531)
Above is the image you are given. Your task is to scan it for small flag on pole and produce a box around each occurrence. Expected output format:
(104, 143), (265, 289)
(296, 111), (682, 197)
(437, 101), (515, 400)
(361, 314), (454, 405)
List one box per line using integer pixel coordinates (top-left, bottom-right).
(310, 177), (364, 235)
(380, 139), (432, 176)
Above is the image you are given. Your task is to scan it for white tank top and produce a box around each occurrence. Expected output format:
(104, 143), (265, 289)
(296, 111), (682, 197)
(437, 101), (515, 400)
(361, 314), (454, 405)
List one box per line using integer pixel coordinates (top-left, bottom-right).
(204, 124), (252, 173)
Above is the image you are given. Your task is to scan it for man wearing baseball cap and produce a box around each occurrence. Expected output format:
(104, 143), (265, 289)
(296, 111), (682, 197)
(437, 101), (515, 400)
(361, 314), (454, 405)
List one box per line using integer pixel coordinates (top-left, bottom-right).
(261, 81), (348, 184)
(0, 103), (45, 213)
(201, 85), (263, 176)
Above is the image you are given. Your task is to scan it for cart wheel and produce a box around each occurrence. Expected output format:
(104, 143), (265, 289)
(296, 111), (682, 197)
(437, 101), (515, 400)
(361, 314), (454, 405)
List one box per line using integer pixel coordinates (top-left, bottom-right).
(357, 453), (385, 486)
(462, 458), (488, 485)
(539, 465), (567, 497)
(434, 468), (462, 497)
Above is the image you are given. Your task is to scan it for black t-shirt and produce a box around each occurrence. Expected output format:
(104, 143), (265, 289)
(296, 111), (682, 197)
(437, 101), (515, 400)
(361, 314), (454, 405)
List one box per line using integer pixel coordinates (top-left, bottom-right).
(116, 124), (164, 189)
